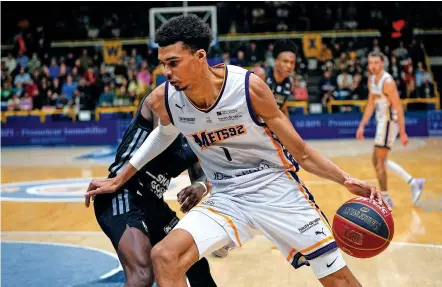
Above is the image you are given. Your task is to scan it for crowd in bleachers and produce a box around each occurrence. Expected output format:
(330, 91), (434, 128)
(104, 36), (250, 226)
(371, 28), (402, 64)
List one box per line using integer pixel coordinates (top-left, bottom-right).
(1, 48), (155, 112)
(1, 35), (436, 114)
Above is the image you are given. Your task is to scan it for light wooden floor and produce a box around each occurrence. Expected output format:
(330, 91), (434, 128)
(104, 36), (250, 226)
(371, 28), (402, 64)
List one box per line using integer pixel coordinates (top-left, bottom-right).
(2, 138), (442, 286)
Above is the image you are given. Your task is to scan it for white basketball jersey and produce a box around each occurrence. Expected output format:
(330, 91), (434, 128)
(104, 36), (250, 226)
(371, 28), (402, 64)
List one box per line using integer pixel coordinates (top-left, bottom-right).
(165, 65), (299, 194)
(370, 71), (397, 122)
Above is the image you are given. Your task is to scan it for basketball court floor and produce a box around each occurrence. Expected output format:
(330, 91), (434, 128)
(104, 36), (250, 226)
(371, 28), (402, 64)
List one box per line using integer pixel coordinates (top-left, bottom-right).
(2, 137), (442, 286)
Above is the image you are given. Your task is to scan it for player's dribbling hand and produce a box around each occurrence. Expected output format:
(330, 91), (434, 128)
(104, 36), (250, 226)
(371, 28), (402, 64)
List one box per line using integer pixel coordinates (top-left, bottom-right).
(356, 126), (365, 140)
(177, 182), (207, 213)
(344, 177), (392, 211)
(400, 132), (409, 146)
(84, 178), (119, 207)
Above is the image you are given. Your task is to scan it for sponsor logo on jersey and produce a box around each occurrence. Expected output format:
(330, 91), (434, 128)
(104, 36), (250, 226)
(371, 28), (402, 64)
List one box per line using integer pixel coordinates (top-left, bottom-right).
(179, 117), (196, 124)
(145, 170), (171, 198)
(298, 218), (321, 234)
(216, 109), (243, 122)
(189, 124), (246, 150)
(163, 217), (179, 234)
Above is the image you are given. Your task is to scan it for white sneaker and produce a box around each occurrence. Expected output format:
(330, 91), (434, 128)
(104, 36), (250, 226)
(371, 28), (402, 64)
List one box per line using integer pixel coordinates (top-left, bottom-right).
(411, 178), (425, 204)
(212, 245), (230, 258)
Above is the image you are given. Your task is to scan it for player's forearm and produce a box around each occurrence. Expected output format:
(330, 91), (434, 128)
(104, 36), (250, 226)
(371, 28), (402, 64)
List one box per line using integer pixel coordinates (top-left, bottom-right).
(188, 162), (206, 184)
(129, 122), (180, 170)
(298, 145), (351, 186)
(267, 114), (350, 186)
(359, 104), (374, 127)
(395, 105), (406, 134)
(112, 164), (138, 188)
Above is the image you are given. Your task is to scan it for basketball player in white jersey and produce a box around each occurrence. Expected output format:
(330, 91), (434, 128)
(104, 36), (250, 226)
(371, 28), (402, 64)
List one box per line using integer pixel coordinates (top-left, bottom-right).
(86, 15), (387, 287)
(356, 51), (424, 207)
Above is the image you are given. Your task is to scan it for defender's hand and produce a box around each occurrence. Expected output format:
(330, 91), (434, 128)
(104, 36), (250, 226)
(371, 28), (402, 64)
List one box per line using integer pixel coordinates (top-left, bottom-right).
(85, 178), (120, 208)
(177, 182), (207, 213)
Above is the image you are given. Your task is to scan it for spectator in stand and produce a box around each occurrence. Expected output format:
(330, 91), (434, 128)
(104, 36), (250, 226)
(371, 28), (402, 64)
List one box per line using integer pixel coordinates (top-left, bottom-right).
(1, 61), (8, 82)
(236, 50), (246, 67)
(13, 82), (23, 96)
(42, 90), (57, 109)
(115, 85), (131, 106)
(52, 78), (62, 95)
(415, 62), (433, 88)
(351, 73), (364, 100)
(292, 76), (308, 101)
(17, 51), (29, 68)
(137, 62), (151, 86)
(84, 68), (97, 85)
(415, 62), (434, 98)
(80, 49), (93, 71)
(127, 69), (138, 93)
(41, 65), (52, 82)
(14, 67), (31, 86)
(71, 66), (81, 82)
(1, 82), (13, 110)
(7, 94), (21, 111)
(66, 52), (76, 69)
(20, 92), (33, 110)
(56, 92), (71, 109)
(131, 48), (143, 69)
(264, 43), (275, 67)
(222, 52), (231, 65)
(336, 67), (354, 99)
(318, 43), (333, 67)
(402, 65), (416, 98)
(335, 52), (349, 71)
(393, 41), (409, 61)
(3, 53), (17, 73)
(120, 49), (130, 67)
(59, 63), (68, 83)
(62, 75), (78, 99)
(25, 79), (38, 98)
(246, 42), (261, 66)
(49, 58), (60, 78)
(98, 85), (115, 107)
(320, 70), (337, 108)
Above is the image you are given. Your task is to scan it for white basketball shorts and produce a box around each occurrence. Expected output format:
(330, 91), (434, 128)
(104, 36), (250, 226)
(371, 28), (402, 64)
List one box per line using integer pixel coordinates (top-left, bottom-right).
(173, 171), (346, 279)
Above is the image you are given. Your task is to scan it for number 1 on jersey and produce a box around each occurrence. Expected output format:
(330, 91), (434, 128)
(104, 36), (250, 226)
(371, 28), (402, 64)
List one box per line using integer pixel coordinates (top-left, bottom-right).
(220, 147), (232, 161)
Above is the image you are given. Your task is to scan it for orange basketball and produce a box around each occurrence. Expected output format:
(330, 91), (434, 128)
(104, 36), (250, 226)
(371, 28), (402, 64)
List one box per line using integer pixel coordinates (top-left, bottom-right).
(332, 197), (394, 258)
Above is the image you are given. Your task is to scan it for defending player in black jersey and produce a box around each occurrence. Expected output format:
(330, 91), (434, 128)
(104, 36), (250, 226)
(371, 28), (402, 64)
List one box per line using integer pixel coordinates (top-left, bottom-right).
(252, 39), (297, 117)
(84, 96), (217, 287)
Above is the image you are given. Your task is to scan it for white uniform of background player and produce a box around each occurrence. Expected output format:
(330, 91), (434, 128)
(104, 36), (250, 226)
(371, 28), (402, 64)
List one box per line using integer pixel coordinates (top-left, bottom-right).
(166, 65), (344, 279)
(357, 51), (424, 207)
(371, 71), (400, 149)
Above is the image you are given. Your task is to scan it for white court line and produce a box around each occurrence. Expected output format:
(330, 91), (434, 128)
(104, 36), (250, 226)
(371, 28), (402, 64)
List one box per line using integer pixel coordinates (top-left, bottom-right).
(1, 240), (123, 279)
(3, 232), (442, 250)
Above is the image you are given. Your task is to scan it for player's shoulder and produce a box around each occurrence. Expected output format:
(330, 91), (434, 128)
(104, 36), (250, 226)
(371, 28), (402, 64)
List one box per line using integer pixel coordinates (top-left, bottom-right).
(148, 82), (166, 109)
(226, 64), (249, 76)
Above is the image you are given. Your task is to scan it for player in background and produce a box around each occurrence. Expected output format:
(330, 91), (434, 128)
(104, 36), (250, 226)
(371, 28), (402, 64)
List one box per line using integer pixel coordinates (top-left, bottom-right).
(356, 51), (424, 207)
(252, 39), (297, 117)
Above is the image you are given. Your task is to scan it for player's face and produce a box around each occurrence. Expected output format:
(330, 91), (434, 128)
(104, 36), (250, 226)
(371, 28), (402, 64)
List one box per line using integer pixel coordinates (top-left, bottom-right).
(368, 56), (384, 75)
(275, 52), (296, 79)
(158, 42), (204, 91)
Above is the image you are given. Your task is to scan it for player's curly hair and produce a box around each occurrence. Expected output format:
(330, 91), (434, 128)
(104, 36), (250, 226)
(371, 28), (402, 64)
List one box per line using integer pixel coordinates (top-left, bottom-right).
(155, 14), (213, 54)
(273, 39), (297, 59)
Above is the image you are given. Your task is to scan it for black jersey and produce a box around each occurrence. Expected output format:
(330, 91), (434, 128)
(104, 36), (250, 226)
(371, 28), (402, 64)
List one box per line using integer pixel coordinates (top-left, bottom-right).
(265, 70), (293, 109)
(108, 96), (198, 198)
